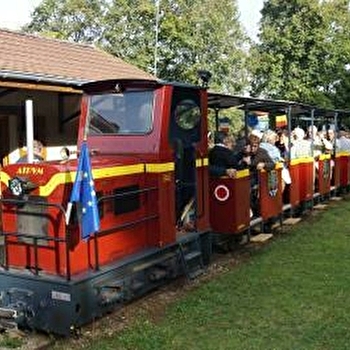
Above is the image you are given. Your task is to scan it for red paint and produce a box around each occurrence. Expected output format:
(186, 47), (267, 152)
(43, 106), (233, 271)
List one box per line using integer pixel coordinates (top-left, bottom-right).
(209, 176), (250, 234)
(259, 169), (283, 220)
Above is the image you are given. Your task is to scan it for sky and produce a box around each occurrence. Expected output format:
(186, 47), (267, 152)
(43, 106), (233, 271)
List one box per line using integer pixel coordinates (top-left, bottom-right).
(0, 0), (264, 40)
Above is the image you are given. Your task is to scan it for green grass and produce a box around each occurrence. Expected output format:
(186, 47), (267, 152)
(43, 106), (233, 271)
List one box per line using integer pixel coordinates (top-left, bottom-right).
(62, 199), (350, 350)
(0, 335), (23, 349)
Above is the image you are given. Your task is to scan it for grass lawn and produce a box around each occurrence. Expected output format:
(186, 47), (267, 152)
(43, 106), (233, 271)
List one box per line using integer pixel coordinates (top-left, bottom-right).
(61, 198), (350, 350)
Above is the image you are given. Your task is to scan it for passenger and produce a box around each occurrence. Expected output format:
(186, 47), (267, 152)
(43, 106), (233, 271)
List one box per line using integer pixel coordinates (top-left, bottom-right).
(307, 125), (332, 159)
(207, 131), (215, 149)
(209, 131), (244, 178)
(261, 129), (291, 194)
(290, 127), (312, 159)
(17, 140), (44, 163)
(337, 128), (350, 151)
(326, 128), (337, 182)
(233, 127), (247, 156)
(240, 130), (275, 218)
(260, 130), (283, 163)
(243, 130), (275, 173)
(275, 128), (289, 159)
(326, 128), (338, 150)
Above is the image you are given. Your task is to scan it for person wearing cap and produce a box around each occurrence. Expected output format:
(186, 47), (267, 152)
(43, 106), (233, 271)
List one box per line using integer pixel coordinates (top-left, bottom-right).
(209, 131), (245, 178)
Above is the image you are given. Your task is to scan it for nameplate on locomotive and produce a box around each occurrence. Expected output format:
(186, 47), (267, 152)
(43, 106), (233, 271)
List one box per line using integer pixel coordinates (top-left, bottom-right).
(51, 290), (71, 302)
(16, 167), (44, 176)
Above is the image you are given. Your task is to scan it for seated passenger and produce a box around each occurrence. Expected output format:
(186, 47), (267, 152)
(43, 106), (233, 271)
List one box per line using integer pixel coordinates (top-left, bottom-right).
(261, 129), (291, 193)
(260, 130), (284, 163)
(233, 127), (247, 155)
(241, 130), (275, 218)
(241, 130), (275, 175)
(307, 125), (332, 160)
(338, 128), (350, 151)
(17, 140), (44, 164)
(209, 131), (245, 178)
(275, 128), (288, 159)
(326, 128), (338, 152)
(290, 127), (312, 159)
(207, 131), (215, 149)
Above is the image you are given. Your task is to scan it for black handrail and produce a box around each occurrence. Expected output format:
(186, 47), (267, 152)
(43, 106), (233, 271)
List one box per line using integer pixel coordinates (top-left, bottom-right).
(0, 184), (160, 279)
(0, 198), (70, 278)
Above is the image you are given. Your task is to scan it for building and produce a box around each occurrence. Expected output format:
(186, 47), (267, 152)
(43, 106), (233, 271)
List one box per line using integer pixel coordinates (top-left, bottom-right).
(0, 29), (154, 162)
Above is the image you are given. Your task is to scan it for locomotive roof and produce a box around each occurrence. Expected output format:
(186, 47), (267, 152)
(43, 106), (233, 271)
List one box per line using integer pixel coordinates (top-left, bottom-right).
(81, 79), (162, 93)
(81, 78), (206, 93)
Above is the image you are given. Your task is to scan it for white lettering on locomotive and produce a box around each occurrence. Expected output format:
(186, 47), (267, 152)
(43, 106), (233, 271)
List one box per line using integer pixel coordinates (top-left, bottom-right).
(16, 167), (44, 176)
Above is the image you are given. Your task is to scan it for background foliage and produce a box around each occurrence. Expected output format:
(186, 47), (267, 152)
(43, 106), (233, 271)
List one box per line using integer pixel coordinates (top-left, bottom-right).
(24, 0), (350, 129)
(25, 0), (249, 95)
(250, 0), (350, 109)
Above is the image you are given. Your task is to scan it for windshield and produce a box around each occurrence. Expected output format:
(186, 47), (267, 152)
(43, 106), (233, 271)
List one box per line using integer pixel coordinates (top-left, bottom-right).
(87, 90), (154, 135)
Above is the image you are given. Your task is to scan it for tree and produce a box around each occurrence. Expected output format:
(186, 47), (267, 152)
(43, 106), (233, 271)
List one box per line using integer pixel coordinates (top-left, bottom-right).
(153, 0), (249, 93)
(24, 0), (249, 94)
(24, 0), (107, 43)
(250, 0), (350, 108)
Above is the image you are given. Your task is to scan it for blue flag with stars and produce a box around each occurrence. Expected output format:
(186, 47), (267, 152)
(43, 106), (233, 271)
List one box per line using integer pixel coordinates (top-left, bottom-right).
(69, 141), (100, 239)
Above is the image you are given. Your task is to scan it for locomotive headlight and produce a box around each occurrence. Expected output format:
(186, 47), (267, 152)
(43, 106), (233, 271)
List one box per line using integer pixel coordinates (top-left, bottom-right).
(9, 177), (25, 196)
(8, 177), (37, 197)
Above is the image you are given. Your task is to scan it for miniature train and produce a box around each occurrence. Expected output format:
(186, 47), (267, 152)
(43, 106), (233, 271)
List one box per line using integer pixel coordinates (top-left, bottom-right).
(0, 77), (347, 335)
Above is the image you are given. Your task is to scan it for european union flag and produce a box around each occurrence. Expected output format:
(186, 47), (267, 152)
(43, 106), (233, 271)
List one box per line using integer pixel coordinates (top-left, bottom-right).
(69, 141), (100, 239)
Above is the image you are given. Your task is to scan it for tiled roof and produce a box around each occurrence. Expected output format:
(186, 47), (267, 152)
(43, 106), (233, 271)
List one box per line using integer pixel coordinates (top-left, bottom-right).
(0, 29), (154, 86)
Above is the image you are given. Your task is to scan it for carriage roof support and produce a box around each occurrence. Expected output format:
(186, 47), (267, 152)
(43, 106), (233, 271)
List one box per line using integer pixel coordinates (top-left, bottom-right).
(286, 105), (292, 162)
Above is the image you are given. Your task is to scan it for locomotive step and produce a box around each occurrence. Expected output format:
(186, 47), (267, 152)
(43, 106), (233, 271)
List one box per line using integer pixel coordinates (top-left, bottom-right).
(250, 233), (273, 243)
(184, 250), (202, 262)
(283, 218), (302, 225)
(313, 204), (328, 210)
(188, 268), (205, 279)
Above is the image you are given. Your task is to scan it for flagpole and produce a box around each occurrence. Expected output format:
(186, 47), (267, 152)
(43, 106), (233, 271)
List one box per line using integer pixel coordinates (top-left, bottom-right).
(65, 202), (73, 225)
(154, 0), (160, 77)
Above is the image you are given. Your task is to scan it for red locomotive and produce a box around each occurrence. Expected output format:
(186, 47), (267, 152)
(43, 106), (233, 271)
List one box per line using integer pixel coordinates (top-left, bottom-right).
(0, 78), (211, 335)
(0, 77), (347, 335)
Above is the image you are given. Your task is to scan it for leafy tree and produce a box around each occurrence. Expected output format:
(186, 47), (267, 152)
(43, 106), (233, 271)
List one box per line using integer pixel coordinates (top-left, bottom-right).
(24, 0), (249, 94)
(153, 0), (249, 93)
(24, 0), (107, 43)
(250, 0), (350, 108)
(102, 0), (158, 75)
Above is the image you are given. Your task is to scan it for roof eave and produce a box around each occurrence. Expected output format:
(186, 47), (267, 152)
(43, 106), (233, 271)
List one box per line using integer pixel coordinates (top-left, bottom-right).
(0, 69), (88, 87)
